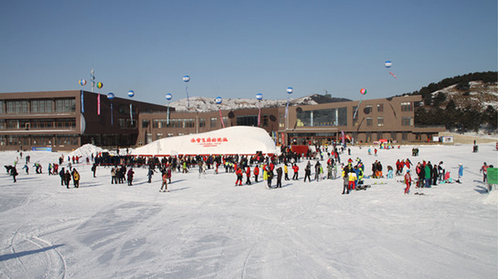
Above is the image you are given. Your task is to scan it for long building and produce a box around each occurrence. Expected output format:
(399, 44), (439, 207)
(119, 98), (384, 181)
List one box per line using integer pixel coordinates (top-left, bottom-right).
(0, 91), (445, 151)
(139, 95), (445, 146)
(0, 90), (169, 151)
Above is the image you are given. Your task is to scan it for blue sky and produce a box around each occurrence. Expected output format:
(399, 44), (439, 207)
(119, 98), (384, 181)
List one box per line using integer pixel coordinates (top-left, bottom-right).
(0, 0), (497, 104)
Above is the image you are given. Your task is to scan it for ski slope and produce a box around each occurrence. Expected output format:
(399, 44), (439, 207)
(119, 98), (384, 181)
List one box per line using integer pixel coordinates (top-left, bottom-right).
(0, 143), (497, 278)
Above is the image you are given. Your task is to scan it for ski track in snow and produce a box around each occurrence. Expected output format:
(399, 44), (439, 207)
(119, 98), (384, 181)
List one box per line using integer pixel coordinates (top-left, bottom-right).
(0, 143), (497, 278)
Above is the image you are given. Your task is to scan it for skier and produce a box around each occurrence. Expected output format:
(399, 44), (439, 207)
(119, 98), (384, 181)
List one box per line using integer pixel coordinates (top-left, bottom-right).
(404, 170), (412, 194)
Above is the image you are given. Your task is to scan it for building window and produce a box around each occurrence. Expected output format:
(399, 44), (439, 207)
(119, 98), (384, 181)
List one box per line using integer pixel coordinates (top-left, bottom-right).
(364, 105), (373, 114)
(401, 102), (413, 112)
(31, 100), (53, 113)
(55, 119), (76, 129)
(32, 119), (55, 129)
(210, 118), (217, 128)
(366, 132), (371, 142)
(142, 120), (150, 128)
(222, 117), (229, 127)
(366, 117), (373, 126)
(146, 133), (152, 144)
(377, 104), (383, 112)
(402, 117), (413, 126)
(377, 117), (384, 127)
(297, 107), (348, 127)
(377, 132), (383, 140)
(156, 133), (163, 140)
(0, 101), (5, 114)
(402, 132), (408, 141)
(199, 118), (205, 128)
(6, 100), (29, 114)
(55, 99), (75, 113)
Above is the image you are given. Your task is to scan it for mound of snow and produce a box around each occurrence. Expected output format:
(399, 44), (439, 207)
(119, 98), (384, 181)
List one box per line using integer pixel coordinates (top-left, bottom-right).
(132, 126), (279, 156)
(67, 144), (107, 158)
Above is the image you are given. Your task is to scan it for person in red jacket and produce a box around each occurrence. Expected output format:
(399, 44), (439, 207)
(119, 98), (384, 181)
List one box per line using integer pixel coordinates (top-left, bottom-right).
(292, 164), (299, 180)
(245, 166), (252, 185)
(404, 170), (412, 194)
(235, 167), (243, 186)
(253, 165), (260, 182)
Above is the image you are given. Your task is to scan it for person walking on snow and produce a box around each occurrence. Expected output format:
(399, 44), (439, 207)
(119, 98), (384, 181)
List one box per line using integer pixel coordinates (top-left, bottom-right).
(458, 163), (464, 183)
(276, 166), (283, 188)
(253, 165), (259, 182)
(404, 170), (412, 194)
(480, 162), (488, 182)
(160, 172), (168, 192)
(235, 167), (243, 186)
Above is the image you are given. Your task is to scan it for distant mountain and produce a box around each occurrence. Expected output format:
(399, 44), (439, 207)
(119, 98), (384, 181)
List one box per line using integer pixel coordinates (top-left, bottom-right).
(169, 94), (352, 112)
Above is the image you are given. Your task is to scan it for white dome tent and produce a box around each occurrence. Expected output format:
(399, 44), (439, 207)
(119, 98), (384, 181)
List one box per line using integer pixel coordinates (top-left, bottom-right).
(131, 126), (279, 156)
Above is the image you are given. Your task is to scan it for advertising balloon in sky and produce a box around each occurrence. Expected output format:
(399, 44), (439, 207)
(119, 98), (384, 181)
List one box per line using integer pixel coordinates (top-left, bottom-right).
(215, 96), (222, 105)
(97, 82), (103, 89)
(128, 90), (135, 98)
(385, 61), (397, 79)
(79, 79), (87, 86)
(360, 88), (367, 95)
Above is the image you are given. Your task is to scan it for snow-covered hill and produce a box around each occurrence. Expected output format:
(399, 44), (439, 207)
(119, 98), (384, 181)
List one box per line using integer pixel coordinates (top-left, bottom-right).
(168, 94), (350, 112)
(431, 81), (498, 111)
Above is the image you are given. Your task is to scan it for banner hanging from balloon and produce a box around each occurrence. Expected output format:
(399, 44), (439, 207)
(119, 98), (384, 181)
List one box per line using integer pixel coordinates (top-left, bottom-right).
(256, 93), (263, 126)
(183, 75), (190, 107)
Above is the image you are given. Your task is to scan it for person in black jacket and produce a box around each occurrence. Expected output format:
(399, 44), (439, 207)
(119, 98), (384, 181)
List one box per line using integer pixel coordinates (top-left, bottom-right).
(276, 167), (283, 188)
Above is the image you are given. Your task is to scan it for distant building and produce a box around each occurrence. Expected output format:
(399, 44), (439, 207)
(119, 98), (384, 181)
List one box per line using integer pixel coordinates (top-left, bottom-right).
(0, 91), (444, 151)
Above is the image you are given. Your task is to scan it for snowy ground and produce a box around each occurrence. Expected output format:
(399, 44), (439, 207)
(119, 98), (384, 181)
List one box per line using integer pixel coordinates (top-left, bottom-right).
(0, 143), (497, 278)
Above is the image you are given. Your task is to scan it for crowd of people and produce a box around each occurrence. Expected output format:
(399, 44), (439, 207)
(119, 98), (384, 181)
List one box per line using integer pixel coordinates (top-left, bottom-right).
(5, 143), (496, 196)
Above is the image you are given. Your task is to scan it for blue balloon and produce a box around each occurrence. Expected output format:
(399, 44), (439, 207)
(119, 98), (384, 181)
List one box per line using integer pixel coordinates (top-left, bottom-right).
(215, 96), (222, 105)
(107, 92), (115, 99)
(256, 93), (263, 101)
(385, 61), (392, 68)
(183, 75), (190, 82)
(166, 93), (173, 101)
(128, 90), (135, 98)
(287, 87), (293, 94)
